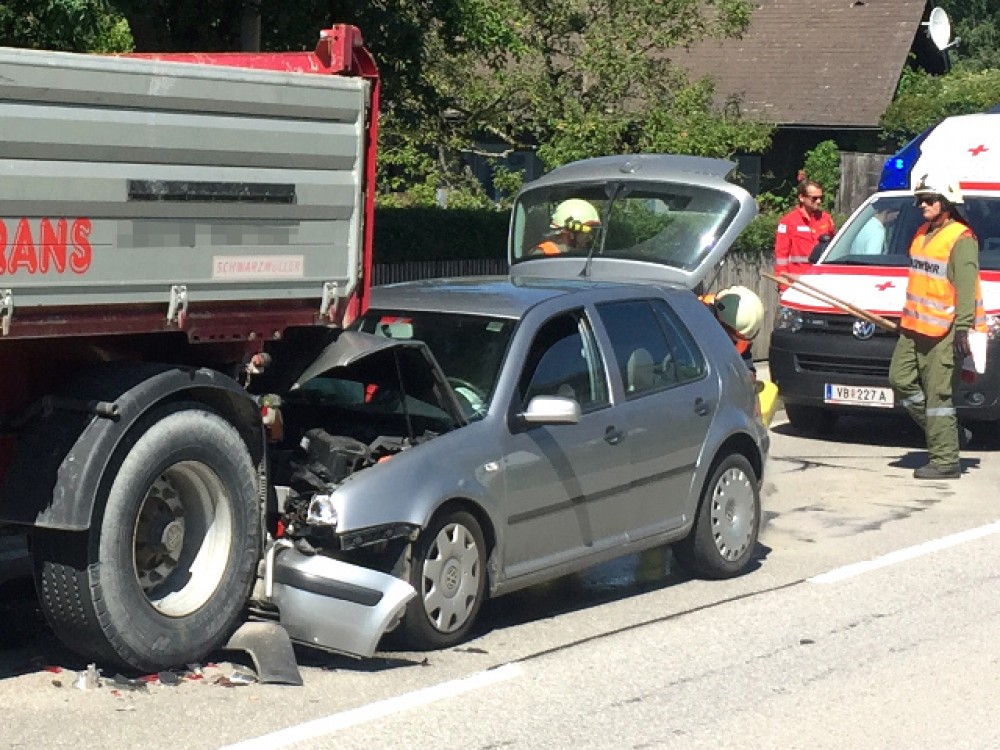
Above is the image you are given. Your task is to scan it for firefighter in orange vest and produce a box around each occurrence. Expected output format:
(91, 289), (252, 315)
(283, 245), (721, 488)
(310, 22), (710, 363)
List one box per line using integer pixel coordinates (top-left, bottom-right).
(532, 199), (601, 256)
(888, 172), (986, 480)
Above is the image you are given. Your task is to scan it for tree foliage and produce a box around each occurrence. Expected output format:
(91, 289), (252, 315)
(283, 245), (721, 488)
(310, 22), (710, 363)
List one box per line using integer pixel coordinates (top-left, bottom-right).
(880, 66), (1000, 149)
(939, 0), (1000, 72)
(0, 0), (132, 51)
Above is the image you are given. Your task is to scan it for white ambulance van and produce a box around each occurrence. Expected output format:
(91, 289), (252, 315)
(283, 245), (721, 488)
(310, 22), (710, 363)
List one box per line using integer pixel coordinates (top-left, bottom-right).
(768, 111), (1000, 434)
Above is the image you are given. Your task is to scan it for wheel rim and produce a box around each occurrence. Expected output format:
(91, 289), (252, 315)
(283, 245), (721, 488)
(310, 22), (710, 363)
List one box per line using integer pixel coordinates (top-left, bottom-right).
(709, 466), (756, 562)
(419, 522), (481, 633)
(132, 461), (234, 617)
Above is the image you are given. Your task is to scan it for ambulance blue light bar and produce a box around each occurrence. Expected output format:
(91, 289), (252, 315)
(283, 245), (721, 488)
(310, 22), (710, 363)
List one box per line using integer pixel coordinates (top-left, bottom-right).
(879, 128), (931, 190)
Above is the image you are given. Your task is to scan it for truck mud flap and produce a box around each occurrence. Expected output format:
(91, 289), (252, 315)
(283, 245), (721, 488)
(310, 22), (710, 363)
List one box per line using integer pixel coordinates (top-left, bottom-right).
(266, 543), (416, 659)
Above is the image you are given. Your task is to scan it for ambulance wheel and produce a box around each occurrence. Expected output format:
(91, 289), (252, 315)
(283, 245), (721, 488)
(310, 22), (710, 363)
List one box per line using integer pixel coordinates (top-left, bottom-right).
(785, 404), (838, 435)
(33, 404), (260, 672)
(398, 509), (487, 650)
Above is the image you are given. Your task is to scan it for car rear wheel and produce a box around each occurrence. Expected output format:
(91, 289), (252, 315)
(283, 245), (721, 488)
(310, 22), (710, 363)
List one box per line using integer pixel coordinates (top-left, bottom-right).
(672, 453), (759, 579)
(398, 510), (486, 650)
(784, 404), (838, 435)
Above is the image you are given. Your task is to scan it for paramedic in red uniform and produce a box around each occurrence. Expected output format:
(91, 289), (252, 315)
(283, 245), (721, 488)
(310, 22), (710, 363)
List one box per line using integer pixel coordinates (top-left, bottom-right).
(773, 180), (836, 290)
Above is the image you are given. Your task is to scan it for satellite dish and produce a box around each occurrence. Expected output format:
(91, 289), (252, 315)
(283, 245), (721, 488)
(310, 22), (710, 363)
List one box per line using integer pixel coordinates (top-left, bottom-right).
(924, 6), (952, 51)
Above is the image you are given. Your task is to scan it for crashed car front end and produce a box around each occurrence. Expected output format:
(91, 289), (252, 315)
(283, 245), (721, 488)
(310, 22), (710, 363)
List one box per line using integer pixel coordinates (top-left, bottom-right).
(253, 331), (473, 658)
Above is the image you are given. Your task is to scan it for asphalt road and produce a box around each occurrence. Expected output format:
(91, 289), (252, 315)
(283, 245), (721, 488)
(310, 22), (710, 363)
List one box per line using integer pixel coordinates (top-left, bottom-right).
(1, 402), (998, 750)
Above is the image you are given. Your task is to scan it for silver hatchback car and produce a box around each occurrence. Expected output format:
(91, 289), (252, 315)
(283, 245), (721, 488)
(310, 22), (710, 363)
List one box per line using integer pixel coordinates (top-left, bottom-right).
(259, 155), (769, 657)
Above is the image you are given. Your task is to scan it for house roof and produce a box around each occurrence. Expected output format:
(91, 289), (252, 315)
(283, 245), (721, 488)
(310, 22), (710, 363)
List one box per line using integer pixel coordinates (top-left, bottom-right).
(676, 0), (931, 129)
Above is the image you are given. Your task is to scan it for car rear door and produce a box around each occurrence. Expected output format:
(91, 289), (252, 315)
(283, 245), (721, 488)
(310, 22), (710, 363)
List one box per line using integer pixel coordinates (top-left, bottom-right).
(593, 297), (716, 541)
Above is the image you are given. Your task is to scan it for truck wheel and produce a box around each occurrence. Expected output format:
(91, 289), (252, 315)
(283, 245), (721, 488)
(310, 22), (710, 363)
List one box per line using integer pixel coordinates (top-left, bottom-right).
(33, 404), (260, 672)
(672, 453), (760, 579)
(784, 404), (838, 435)
(398, 510), (486, 650)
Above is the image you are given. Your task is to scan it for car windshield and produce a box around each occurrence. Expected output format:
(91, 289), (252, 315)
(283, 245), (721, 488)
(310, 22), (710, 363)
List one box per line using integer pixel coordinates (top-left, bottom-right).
(354, 310), (517, 421)
(509, 181), (741, 270)
(823, 193), (1000, 270)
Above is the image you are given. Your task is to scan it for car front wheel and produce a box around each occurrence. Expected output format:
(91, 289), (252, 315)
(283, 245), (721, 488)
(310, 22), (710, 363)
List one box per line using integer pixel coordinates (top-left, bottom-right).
(672, 453), (760, 579)
(398, 510), (486, 650)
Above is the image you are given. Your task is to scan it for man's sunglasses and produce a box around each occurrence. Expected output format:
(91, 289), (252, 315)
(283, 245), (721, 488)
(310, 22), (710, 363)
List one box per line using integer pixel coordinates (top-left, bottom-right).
(915, 195), (942, 206)
(804, 194), (824, 201)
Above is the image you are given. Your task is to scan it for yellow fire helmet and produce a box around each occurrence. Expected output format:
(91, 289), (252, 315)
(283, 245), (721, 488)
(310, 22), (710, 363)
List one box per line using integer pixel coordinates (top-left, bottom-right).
(550, 199), (601, 233)
(715, 285), (765, 340)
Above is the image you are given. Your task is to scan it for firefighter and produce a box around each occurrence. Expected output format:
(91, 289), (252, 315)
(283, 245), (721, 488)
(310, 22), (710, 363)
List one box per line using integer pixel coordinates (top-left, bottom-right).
(705, 285), (765, 364)
(532, 199), (601, 255)
(704, 285), (778, 427)
(888, 171), (986, 479)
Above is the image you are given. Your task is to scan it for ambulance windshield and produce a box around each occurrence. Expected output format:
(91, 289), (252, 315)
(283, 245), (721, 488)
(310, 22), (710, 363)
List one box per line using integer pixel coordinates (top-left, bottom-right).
(822, 194), (1000, 271)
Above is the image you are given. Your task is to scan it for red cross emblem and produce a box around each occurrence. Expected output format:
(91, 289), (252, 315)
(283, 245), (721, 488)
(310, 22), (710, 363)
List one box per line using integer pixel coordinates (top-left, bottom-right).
(969, 144), (989, 156)
(876, 280), (894, 291)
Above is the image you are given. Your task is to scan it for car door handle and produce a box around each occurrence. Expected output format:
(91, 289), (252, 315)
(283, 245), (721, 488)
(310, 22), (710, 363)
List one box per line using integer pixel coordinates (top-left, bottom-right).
(604, 426), (624, 445)
(694, 397), (711, 416)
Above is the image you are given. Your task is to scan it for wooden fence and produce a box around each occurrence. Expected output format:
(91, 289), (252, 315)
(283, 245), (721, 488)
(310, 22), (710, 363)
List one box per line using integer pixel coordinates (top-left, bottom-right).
(837, 152), (886, 216)
(374, 254), (778, 360)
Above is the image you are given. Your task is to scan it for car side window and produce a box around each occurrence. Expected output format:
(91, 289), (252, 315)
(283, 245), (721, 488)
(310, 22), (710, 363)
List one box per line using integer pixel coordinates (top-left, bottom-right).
(518, 310), (609, 412)
(596, 298), (705, 397)
(650, 298), (706, 383)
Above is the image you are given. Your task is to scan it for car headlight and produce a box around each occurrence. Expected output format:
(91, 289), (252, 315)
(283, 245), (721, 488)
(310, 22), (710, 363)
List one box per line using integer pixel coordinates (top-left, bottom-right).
(775, 306), (804, 332)
(986, 314), (1000, 341)
(306, 493), (339, 528)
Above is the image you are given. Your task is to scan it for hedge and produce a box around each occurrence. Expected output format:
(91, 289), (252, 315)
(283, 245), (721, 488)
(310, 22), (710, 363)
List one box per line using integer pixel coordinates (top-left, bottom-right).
(373, 207), (835, 264)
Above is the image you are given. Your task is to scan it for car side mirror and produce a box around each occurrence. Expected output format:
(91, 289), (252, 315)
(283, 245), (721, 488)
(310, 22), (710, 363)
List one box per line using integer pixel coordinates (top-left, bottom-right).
(519, 395), (581, 426)
(808, 235), (831, 263)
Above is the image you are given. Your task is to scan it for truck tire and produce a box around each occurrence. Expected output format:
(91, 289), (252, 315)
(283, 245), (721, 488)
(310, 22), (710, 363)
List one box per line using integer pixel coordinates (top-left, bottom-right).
(398, 509), (486, 650)
(33, 403), (260, 672)
(784, 403), (838, 435)
(672, 453), (760, 579)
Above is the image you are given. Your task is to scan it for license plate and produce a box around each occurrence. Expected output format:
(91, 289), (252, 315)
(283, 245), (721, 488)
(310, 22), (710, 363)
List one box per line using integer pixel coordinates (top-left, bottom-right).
(824, 383), (894, 408)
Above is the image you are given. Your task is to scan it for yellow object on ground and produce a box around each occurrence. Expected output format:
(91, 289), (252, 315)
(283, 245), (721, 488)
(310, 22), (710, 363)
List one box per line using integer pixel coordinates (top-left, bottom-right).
(756, 379), (779, 428)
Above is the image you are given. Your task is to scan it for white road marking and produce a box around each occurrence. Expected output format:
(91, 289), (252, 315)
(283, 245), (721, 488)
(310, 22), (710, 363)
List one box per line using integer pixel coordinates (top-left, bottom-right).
(217, 662), (524, 750)
(809, 520), (1000, 584)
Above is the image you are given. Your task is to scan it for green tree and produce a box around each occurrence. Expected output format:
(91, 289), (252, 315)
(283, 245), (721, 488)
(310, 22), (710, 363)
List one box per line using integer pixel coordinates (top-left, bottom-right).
(939, 1), (1000, 71)
(880, 67), (1000, 148)
(0, 0), (132, 51)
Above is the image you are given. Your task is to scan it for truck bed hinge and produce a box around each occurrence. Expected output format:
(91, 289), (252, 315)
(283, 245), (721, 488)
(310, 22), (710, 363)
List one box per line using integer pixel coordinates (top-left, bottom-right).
(0, 289), (12, 336)
(167, 285), (188, 328)
(320, 281), (343, 320)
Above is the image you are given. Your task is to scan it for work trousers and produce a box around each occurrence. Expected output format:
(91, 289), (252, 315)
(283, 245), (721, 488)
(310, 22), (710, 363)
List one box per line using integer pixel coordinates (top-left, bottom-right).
(888, 328), (958, 467)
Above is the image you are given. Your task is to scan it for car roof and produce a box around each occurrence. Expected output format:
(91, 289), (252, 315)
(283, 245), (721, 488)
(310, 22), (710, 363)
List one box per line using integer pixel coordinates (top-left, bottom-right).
(367, 275), (677, 319)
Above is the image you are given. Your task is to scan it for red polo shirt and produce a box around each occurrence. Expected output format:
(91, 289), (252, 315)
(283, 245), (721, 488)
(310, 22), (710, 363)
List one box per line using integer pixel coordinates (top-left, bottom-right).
(774, 206), (835, 286)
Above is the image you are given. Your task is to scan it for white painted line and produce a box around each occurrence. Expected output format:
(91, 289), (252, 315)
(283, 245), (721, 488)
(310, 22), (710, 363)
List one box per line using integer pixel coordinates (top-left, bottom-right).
(218, 662), (524, 750)
(809, 520), (1000, 584)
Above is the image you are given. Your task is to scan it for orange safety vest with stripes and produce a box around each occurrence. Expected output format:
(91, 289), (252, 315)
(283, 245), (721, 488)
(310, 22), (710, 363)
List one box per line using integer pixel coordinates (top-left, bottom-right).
(535, 240), (562, 256)
(900, 221), (986, 337)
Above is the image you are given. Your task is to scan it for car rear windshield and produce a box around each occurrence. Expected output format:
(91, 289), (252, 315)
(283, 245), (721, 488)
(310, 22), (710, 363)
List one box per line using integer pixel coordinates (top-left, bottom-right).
(355, 310), (516, 419)
(510, 181), (740, 270)
(823, 194), (1000, 270)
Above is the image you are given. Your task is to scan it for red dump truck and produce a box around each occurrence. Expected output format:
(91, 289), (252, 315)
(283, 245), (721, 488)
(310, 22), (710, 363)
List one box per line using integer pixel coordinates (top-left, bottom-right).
(0, 27), (393, 672)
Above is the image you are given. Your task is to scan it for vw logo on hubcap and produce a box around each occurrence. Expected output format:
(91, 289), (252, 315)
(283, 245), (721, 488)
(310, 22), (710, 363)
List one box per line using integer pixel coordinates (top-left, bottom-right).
(852, 319), (876, 340)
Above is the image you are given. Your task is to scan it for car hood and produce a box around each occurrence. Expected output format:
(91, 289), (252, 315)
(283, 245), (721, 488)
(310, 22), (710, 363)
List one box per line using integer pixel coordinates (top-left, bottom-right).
(291, 330), (469, 427)
(507, 154), (757, 290)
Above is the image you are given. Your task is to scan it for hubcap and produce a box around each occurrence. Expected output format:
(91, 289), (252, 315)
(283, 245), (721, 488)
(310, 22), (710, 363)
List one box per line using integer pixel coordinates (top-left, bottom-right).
(709, 467), (756, 561)
(420, 522), (481, 633)
(132, 461), (234, 617)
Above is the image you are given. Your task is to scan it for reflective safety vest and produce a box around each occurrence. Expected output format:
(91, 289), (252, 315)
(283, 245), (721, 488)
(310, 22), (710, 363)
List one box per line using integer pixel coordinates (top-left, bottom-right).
(900, 221), (986, 337)
(535, 240), (561, 256)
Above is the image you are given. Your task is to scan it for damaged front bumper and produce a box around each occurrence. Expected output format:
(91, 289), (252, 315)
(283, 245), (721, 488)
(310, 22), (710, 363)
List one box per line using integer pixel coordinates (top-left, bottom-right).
(263, 540), (416, 658)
